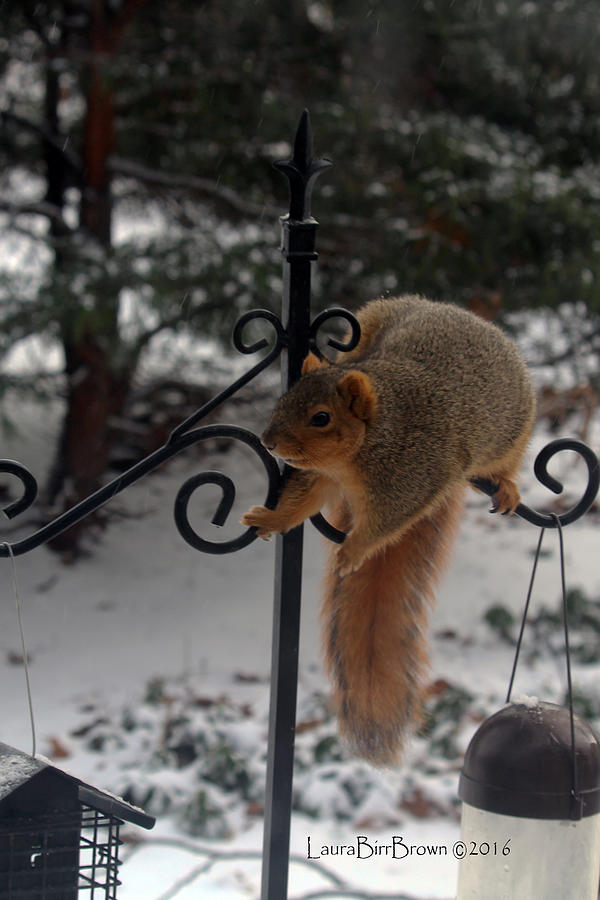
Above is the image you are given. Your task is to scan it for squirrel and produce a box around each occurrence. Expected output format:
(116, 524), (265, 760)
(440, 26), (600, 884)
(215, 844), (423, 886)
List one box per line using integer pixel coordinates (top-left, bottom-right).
(241, 295), (536, 766)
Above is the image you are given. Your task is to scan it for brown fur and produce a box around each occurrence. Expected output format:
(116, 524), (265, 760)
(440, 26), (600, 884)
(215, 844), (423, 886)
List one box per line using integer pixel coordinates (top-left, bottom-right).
(241, 295), (536, 765)
(322, 488), (465, 766)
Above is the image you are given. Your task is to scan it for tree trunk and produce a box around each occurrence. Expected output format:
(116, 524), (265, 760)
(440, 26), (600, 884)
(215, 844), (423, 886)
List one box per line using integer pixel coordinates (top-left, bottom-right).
(79, 0), (115, 245)
(45, 334), (130, 548)
(44, 1), (133, 557)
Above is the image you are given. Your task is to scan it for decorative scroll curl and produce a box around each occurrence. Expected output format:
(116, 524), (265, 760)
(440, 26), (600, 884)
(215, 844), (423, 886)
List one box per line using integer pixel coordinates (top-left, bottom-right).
(233, 309), (286, 356)
(1, 460), (38, 520)
(173, 426), (280, 554)
(309, 307), (361, 356)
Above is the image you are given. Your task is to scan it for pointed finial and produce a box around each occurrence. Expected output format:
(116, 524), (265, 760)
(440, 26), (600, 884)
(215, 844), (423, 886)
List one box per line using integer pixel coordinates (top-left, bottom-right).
(273, 110), (332, 221)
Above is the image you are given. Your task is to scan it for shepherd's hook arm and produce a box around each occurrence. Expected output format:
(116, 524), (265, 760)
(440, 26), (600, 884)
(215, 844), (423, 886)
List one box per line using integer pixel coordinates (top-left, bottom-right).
(311, 438), (599, 544)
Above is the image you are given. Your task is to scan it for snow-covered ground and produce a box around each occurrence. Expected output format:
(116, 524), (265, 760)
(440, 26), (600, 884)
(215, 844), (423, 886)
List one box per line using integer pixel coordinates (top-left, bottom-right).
(0, 388), (599, 899)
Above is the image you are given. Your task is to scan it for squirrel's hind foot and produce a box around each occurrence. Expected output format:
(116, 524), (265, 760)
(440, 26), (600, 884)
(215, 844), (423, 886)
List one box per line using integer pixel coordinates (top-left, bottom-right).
(489, 476), (521, 515)
(335, 533), (374, 576)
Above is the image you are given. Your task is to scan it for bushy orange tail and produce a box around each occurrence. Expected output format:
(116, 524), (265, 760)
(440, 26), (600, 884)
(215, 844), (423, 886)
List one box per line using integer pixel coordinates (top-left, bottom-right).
(322, 487), (465, 766)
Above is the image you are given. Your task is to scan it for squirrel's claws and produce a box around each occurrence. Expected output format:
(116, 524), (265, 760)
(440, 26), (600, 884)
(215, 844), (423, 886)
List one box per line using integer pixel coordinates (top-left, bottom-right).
(489, 505), (513, 516)
(336, 540), (368, 576)
(241, 505), (277, 539)
(489, 503), (516, 516)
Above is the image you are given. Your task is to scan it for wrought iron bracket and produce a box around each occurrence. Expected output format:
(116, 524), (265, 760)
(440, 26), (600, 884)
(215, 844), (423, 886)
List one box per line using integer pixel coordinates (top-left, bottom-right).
(0, 306), (364, 556)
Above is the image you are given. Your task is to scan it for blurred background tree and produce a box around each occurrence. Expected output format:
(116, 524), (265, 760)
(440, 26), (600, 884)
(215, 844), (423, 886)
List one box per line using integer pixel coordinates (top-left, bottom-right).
(1, 0), (600, 553)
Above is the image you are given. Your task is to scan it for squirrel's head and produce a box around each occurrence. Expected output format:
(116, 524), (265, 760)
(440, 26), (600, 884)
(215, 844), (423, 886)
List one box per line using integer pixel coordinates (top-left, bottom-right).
(261, 352), (377, 470)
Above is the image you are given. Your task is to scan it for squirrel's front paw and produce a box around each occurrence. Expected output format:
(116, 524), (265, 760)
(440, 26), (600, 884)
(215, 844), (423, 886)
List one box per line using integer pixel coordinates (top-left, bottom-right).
(240, 505), (279, 539)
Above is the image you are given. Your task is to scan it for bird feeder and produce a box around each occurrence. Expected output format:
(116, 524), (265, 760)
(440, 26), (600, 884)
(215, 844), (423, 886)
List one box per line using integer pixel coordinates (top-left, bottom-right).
(0, 742), (154, 898)
(456, 699), (600, 900)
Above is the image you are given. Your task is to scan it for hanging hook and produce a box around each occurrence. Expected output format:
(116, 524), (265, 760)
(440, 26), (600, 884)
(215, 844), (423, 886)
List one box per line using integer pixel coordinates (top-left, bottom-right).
(471, 438), (599, 528)
(312, 438), (599, 544)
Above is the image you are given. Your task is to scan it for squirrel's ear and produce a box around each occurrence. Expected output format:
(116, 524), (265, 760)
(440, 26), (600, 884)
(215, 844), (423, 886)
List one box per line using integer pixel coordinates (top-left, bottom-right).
(337, 371), (377, 423)
(301, 352), (324, 375)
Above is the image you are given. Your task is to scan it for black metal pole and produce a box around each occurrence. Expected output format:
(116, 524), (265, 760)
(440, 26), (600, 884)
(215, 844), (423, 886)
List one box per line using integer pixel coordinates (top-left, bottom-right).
(260, 111), (331, 900)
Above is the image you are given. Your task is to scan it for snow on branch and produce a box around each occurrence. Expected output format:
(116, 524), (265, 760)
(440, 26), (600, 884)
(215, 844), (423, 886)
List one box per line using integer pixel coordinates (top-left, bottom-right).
(0, 198), (73, 233)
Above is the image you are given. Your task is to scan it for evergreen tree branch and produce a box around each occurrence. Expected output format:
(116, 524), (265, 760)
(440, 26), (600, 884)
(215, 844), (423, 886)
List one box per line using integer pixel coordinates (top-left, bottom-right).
(129, 296), (231, 360)
(0, 198), (73, 232)
(108, 155), (280, 220)
(109, 155), (377, 235)
(1, 110), (83, 174)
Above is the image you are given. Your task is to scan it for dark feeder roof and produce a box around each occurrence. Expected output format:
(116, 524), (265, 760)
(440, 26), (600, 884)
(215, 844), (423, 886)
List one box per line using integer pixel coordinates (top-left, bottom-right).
(0, 742), (155, 830)
(459, 700), (600, 820)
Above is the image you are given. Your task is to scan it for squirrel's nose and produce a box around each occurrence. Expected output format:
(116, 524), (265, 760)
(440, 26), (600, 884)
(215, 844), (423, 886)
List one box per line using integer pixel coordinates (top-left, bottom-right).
(261, 429), (276, 452)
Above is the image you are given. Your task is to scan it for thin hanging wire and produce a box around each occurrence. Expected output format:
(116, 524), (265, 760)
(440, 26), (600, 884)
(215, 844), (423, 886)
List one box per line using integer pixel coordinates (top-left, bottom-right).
(505, 517), (581, 816)
(552, 512), (580, 812)
(506, 527), (546, 703)
(2, 542), (36, 757)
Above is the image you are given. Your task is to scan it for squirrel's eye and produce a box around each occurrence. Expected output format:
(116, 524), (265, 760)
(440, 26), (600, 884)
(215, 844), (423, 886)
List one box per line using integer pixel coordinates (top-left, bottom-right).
(310, 411), (330, 427)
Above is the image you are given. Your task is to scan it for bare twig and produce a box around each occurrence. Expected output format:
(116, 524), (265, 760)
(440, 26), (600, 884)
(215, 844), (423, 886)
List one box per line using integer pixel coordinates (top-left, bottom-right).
(123, 835), (448, 900)
(123, 835), (345, 899)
